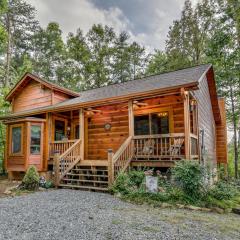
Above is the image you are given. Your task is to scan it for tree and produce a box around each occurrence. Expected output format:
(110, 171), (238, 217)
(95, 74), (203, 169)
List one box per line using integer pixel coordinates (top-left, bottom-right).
(146, 50), (170, 75)
(85, 24), (116, 88)
(66, 29), (91, 90)
(111, 31), (131, 83)
(32, 22), (66, 85)
(0, 0), (39, 87)
(128, 41), (147, 80)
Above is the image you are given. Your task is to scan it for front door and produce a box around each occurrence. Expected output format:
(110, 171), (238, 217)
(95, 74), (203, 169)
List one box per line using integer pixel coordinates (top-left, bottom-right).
(53, 117), (67, 141)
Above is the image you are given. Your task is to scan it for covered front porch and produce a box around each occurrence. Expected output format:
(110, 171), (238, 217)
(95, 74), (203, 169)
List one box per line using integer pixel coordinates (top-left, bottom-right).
(48, 89), (199, 172)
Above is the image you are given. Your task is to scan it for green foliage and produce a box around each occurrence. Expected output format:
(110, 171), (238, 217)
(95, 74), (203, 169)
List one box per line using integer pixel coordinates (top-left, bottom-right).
(21, 165), (40, 191)
(111, 167), (240, 211)
(171, 160), (205, 199)
(207, 181), (239, 200)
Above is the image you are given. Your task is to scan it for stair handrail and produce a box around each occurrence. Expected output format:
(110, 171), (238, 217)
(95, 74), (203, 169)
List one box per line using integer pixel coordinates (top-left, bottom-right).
(54, 139), (81, 186)
(108, 136), (133, 185)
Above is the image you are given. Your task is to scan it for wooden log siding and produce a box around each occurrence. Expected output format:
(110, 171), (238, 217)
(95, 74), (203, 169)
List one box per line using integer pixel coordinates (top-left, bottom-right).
(12, 80), (72, 112)
(216, 98), (228, 164)
(12, 80), (52, 112)
(87, 103), (129, 160)
(193, 76), (217, 164)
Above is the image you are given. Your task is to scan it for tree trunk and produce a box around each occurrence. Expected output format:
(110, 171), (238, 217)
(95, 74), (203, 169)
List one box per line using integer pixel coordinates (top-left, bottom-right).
(230, 86), (239, 178)
(4, 13), (12, 88)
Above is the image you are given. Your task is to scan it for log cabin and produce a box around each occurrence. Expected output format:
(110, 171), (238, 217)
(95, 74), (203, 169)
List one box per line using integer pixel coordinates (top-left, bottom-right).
(0, 64), (228, 191)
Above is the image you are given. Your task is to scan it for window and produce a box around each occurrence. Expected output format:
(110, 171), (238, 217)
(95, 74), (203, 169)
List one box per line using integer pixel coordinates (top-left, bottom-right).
(134, 112), (170, 136)
(134, 115), (150, 135)
(11, 126), (22, 154)
(30, 125), (41, 154)
(152, 112), (169, 134)
(55, 120), (65, 140)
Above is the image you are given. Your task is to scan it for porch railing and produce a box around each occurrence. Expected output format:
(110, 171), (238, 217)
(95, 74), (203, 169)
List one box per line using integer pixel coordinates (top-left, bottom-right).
(54, 139), (81, 186)
(133, 133), (185, 159)
(50, 140), (77, 157)
(108, 136), (134, 185)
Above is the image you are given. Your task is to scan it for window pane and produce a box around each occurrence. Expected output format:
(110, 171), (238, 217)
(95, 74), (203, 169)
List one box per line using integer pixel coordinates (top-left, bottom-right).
(30, 125), (41, 154)
(151, 112), (169, 134)
(12, 127), (21, 153)
(55, 120), (65, 140)
(134, 115), (150, 135)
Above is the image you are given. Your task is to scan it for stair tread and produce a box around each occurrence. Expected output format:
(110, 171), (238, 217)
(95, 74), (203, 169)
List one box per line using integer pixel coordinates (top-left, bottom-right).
(59, 184), (108, 191)
(73, 168), (108, 172)
(62, 178), (108, 183)
(67, 173), (108, 177)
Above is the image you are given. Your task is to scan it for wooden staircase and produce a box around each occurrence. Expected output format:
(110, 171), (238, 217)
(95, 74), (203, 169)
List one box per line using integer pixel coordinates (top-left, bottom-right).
(53, 136), (134, 191)
(59, 164), (108, 191)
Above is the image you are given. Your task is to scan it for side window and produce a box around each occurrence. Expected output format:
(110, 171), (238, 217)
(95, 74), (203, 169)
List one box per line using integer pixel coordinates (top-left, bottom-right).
(30, 125), (41, 154)
(11, 126), (22, 154)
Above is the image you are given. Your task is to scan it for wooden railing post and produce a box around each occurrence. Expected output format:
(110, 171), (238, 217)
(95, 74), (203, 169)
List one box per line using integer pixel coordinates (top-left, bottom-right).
(54, 152), (60, 187)
(108, 149), (114, 186)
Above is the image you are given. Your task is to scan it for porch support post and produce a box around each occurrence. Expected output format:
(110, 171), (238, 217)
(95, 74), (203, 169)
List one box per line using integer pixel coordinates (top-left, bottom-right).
(182, 89), (191, 159)
(46, 112), (52, 171)
(108, 149), (114, 186)
(54, 152), (60, 187)
(128, 100), (134, 136)
(79, 108), (84, 160)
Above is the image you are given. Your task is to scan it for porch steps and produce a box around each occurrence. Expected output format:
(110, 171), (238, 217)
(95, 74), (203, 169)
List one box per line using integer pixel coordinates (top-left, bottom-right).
(59, 164), (109, 191)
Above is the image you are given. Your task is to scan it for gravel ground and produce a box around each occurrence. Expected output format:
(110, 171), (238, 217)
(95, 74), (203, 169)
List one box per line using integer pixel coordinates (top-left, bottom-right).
(0, 189), (239, 240)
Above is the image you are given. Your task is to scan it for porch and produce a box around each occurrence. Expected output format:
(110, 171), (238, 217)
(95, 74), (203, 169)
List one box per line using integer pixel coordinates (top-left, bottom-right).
(37, 90), (201, 189)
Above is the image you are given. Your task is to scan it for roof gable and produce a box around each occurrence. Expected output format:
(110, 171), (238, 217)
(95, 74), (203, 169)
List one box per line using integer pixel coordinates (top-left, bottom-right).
(5, 72), (79, 101)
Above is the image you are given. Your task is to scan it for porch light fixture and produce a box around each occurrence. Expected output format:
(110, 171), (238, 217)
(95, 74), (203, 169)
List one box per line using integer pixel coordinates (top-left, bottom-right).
(158, 112), (168, 117)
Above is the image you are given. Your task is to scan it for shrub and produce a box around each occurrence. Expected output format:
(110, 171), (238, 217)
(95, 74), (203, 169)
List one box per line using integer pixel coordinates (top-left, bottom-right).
(21, 166), (40, 191)
(110, 172), (131, 195)
(208, 181), (239, 200)
(171, 160), (205, 200)
(128, 170), (145, 188)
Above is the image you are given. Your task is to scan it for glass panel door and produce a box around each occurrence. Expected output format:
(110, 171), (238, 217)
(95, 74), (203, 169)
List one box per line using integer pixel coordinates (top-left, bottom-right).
(134, 115), (150, 135)
(55, 120), (65, 140)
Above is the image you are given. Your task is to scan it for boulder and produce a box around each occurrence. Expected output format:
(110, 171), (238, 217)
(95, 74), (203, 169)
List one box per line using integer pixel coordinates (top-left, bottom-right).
(232, 208), (240, 215)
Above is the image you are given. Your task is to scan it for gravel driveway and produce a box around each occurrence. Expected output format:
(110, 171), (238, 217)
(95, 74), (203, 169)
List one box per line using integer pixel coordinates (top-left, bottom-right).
(0, 189), (239, 240)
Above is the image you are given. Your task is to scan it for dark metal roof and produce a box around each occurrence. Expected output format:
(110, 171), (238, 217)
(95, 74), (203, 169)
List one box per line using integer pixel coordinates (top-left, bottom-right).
(1, 64), (212, 119)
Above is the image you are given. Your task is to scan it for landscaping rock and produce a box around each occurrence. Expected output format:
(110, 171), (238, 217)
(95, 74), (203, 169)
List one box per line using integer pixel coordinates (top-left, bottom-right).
(161, 202), (172, 208)
(232, 208), (240, 215)
(199, 207), (212, 212)
(176, 204), (185, 209)
(185, 205), (202, 211)
(212, 207), (224, 214)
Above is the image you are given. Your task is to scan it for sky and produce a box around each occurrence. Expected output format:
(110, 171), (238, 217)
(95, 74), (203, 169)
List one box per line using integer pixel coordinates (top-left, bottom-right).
(25, 0), (199, 51)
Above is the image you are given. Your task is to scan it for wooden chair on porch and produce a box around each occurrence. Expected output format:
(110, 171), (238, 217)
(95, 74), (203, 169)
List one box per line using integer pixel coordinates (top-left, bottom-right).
(168, 138), (184, 158)
(142, 139), (155, 159)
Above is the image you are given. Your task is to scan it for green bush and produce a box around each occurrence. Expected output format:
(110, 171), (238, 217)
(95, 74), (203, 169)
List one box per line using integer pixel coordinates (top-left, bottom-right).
(171, 160), (205, 200)
(128, 170), (145, 188)
(207, 181), (239, 200)
(21, 166), (40, 191)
